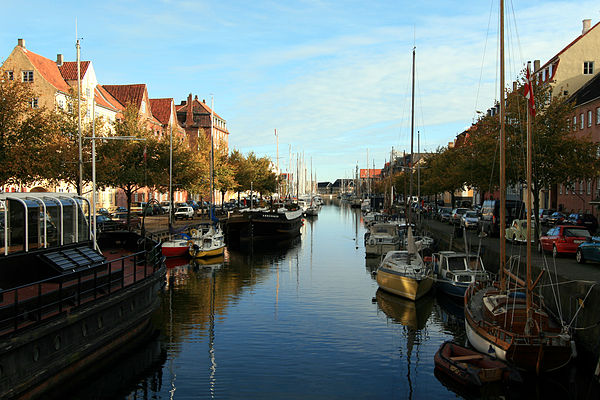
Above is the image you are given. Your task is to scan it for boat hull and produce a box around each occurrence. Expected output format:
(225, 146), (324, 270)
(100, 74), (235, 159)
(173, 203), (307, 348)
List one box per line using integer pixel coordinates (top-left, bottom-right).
(0, 262), (166, 399)
(376, 268), (433, 301)
(161, 245), (189, 258)
(226, 210), (303, 242)
(436, 280), (469, 298)
(189, 244), (225, 259)
(365, 243), (399, 257)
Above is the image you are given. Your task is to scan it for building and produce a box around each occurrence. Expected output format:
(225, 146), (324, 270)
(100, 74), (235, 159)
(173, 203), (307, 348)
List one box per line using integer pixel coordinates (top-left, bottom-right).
(534, 19), (600, 97)
(555, 73), (600, 215)
(176, 94), (229, 151)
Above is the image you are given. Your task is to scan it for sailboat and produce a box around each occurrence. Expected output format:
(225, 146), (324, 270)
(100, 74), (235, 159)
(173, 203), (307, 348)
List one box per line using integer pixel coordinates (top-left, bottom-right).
(464, 1), (573, 373)
(189, 96), (225, 259)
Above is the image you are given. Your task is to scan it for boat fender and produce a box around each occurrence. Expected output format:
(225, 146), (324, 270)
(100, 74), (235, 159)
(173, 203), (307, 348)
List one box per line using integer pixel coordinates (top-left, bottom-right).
(190, 229), (199, 238)
(570, 340), (577, 358)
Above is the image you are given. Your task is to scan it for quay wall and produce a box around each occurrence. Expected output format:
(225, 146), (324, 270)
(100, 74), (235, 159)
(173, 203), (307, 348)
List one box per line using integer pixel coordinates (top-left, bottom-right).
(424, 220), (600, 362)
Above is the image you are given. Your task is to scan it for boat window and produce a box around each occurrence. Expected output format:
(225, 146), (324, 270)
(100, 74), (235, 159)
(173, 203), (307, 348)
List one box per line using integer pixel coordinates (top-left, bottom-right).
(76, 198), (90, 242)
(467, 256), (483, 270)
(42, 197), (61, 247)
(60, 198), (76, 244)
(447, 258), (466, 271)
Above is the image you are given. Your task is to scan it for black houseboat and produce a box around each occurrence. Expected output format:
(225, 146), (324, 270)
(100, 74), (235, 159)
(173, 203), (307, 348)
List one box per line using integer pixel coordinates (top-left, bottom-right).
(0, 193), (166, 399)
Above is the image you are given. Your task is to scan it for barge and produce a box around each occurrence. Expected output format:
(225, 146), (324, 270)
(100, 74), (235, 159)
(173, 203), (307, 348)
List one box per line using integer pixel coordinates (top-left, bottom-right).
(0, 193), (166, 399)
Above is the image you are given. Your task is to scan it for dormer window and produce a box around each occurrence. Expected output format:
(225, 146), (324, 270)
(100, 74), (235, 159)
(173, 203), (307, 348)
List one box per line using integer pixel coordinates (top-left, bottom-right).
(584, 61), (594, 75)
(22, 70), (33, 82)
(6, 70), (13, 80)
(30, 98), (38, 108)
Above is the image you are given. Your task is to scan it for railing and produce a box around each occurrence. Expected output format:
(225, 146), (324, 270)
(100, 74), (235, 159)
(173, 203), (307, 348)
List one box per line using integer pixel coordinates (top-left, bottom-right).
(0, 240), (164, 336)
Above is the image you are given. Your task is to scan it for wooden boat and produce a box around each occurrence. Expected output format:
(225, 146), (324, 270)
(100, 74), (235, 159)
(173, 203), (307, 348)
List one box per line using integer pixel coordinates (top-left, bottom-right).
(375, 227), (433, 300)
(434, 341), (519, 387)
(464, 3), (573, 374)
(0, 192), (166, 399)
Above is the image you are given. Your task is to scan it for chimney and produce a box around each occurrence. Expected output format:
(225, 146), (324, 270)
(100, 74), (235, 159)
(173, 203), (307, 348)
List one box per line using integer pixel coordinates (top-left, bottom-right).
(582, 19), (592, 35)
(195, 95), (198, 101)
(17, 38), (25, 48)
(534, 59), (540, 72)
(203, 99), (206, 104)
(56, 54), (63, 67)
(186, 93), (193, 126)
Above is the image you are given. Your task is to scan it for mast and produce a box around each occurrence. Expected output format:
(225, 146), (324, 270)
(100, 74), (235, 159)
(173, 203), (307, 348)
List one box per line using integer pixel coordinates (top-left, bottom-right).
(499, 0), (507, 291)
(525, 61), (534, 334)
(76, 33), (83, 195)
(408, 45), (416, 222)
(210, 96), (215, 220)
(169, 123), (173, 226)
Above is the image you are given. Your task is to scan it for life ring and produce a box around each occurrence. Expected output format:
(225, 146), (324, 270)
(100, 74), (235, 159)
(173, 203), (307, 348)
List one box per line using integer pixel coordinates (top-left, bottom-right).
(187, 240), (195, 247)
(189, 229), (199, 238)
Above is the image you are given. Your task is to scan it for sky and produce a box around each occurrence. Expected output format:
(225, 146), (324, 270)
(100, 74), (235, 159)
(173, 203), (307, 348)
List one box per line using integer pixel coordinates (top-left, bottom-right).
(1, 0), (597, 182)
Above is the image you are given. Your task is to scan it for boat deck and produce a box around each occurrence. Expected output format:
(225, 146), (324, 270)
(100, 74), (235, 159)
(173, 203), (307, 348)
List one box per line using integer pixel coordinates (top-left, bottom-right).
(0, 246), (161, 337)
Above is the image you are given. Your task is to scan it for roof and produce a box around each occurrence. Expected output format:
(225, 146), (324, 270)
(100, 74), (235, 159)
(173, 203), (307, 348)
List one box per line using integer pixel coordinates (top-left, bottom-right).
(21, 48), (71, 92)
(95, 85), (124, 112)
(149, 98), (173, 125)
(58, 61), (90, 81)
(568, 72), (600, 106)
(102, 84), (146, 108)
(176, 97), (225, 121)
(538, 21), (600, 72)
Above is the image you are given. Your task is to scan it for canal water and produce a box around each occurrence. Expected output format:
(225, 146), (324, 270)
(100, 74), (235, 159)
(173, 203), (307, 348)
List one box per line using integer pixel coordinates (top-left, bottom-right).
(69, 201), (598, 399)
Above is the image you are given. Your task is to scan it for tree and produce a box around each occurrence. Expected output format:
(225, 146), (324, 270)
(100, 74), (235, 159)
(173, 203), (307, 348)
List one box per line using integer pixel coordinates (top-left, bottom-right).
(96, 105), (162, 225)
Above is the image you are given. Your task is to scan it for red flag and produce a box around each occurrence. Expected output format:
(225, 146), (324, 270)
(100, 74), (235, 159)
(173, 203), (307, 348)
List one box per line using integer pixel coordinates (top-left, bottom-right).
(524, 63), (536, 117)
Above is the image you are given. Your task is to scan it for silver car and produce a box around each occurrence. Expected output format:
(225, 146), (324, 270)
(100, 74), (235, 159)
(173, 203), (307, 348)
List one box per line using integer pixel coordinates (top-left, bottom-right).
(461, 211), (479, 229)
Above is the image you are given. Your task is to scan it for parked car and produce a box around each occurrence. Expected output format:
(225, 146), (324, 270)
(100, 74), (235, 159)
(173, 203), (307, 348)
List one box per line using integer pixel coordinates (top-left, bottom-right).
(546, 212), (567, 226)
(160, 201), (171, 213)
(538, 225), (591, 257)
(575, 238), (600, 264)
(505, 219), (536, 243)
(94, 215), (126, 232)
(450, 208), (469, 225)
(538, 209), (555, 225)
(478, 199), (525, 237)
(460, 211), (479, 230)
(112, 212), (142, 229)
(97, 207), (109, 216)
(566, 213), (598, 234)
(438, 207), (452, 223)
(174, 206), (194, 220)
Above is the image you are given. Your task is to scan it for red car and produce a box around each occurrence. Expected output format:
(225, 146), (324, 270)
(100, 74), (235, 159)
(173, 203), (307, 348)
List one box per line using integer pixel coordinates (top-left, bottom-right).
(538, 225), (591, 257)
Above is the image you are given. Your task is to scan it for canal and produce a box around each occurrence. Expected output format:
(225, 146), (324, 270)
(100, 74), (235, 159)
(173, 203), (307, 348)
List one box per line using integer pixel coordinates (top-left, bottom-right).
(68, 201), (598, 399)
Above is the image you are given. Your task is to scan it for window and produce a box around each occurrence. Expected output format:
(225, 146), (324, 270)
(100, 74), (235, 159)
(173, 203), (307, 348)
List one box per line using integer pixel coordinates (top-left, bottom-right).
(580, 181), (584, 194)
(22, 70), (33, 82)
(584, 61), (594, 75)
(573, 116), (577, 131)
(57, 99), (64, 109)
(589, 110), (593, 127)
(141, 100), (146, 113)
(6, 70), (13, 80)
(588, 180), (592, 195)
(560, 184), (563, 194)
(86, 88), (91, 98)
(581, 113), (585, 130)
(30, 98), (38, 108)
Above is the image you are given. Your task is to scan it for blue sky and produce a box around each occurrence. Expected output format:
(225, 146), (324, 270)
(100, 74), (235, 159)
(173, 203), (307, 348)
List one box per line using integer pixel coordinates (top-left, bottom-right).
(1, 1), (596, 181)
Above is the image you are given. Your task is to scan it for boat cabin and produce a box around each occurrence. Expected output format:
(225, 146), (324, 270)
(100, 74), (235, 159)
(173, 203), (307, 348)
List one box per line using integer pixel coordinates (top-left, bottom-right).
(1, 193), (91, 255)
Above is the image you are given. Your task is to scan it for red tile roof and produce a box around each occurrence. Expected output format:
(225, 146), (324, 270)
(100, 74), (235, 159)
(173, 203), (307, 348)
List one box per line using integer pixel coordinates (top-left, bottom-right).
(176, 97), (225, 121)
(149, 98), (173, 125)
(102, 84), (146, 108)
(538, 21), (600, 72)
(58, 61), (90, 81)
(95, 85), (124, 112)
(21, 48), (71, 92)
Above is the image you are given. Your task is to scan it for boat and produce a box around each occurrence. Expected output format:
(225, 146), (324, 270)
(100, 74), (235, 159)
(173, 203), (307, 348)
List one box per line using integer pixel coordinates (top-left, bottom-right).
(464, 3), (573, 374)
(188, 97), (227, 259)
(0, 192), (166, 399)
(364, 222), (400, 257)
(375, 227), (434, 300)
(434, 341), (520, 387)
(189, 224), (226, 258)
(225, 207), (303, 244)
(433, 251), (489, 298)
(161, 232), (191, 257)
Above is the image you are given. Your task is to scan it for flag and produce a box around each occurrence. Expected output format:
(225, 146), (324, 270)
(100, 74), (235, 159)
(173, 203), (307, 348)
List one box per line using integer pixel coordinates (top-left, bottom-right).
(524, 63), (536, 117)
